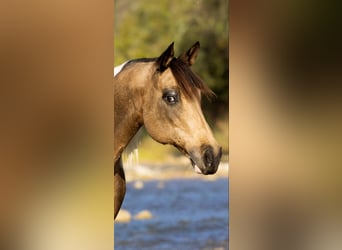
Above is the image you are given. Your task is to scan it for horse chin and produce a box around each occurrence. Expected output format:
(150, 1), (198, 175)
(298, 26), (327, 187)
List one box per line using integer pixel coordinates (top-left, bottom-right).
(174, 145), (202, 174)
(190, 158), (204, 174)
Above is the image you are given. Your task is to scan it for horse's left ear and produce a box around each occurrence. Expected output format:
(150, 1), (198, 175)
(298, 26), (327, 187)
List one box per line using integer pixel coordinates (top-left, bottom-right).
(157, 42), (175, 72)
(178, 41), (200, 66)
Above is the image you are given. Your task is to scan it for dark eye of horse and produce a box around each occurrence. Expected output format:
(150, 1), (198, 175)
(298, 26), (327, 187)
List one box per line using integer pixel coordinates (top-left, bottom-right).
(162, 90), (179, 105)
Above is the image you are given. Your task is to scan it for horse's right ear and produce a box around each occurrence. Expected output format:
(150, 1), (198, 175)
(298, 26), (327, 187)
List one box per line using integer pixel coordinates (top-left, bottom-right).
(157, 42), (175, 72)
(178, 41), (200, 66)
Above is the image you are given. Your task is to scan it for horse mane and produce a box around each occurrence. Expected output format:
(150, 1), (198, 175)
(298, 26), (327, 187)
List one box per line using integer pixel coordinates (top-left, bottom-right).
(124, 58), (156, 66)
(169, 58), (214, 100)
(121, 57), (215, 100)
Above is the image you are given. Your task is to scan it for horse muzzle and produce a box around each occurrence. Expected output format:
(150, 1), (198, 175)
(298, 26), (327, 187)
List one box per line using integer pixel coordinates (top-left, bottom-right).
(189, 145), (222, 175)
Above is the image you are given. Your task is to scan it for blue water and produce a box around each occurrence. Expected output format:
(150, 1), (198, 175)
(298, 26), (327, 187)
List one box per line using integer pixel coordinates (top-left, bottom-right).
(115, 178), (229, 250)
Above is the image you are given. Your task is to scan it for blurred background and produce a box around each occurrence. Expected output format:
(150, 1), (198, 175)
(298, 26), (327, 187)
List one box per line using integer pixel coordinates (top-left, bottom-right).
(2, 0), (342, 249)
(230, 1), (342, 250)
(0, 1), (113, 249)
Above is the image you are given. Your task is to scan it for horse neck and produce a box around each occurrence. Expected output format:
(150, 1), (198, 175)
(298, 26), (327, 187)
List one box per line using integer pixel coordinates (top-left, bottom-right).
(114, 101), (142, 162)
(114, 63), (152, 161)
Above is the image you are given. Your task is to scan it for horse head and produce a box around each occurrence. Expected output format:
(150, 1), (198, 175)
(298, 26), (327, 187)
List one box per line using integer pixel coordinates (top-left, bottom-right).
(142, 42), (222, 174)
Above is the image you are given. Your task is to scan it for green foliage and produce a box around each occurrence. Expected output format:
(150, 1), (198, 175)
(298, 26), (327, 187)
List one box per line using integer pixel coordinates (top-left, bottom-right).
(114, 0), (228, 106)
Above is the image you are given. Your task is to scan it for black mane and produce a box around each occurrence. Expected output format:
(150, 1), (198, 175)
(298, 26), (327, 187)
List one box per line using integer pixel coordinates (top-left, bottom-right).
(169, 58), (214, 100)
(122, 58), (157, 70)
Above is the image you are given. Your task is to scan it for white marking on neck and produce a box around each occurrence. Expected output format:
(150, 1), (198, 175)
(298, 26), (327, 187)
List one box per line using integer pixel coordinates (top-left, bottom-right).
(114, 61), (128, 76)
(123, 128), (142, 168)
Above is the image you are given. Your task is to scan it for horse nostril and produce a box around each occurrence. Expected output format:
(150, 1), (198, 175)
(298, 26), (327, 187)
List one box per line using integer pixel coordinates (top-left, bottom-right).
(200, 145), (221, 174)
(204, 147), (214, 168)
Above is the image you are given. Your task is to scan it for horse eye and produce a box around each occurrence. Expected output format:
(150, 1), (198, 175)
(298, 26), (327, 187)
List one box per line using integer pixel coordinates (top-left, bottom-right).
(166, 95), (176, 103)
(162, 91), (179, 105)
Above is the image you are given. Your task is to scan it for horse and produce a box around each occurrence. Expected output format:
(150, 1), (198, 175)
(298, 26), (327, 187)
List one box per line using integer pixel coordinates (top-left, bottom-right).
(114, 41), (222, 219)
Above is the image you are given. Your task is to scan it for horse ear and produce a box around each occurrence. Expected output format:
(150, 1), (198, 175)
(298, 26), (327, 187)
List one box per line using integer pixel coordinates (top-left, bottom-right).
(178, 41), (200, 66)
(157, 42), (175, 71)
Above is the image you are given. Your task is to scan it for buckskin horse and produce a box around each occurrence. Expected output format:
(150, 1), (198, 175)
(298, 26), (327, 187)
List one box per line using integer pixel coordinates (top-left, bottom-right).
(114, 42), (222, 219)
